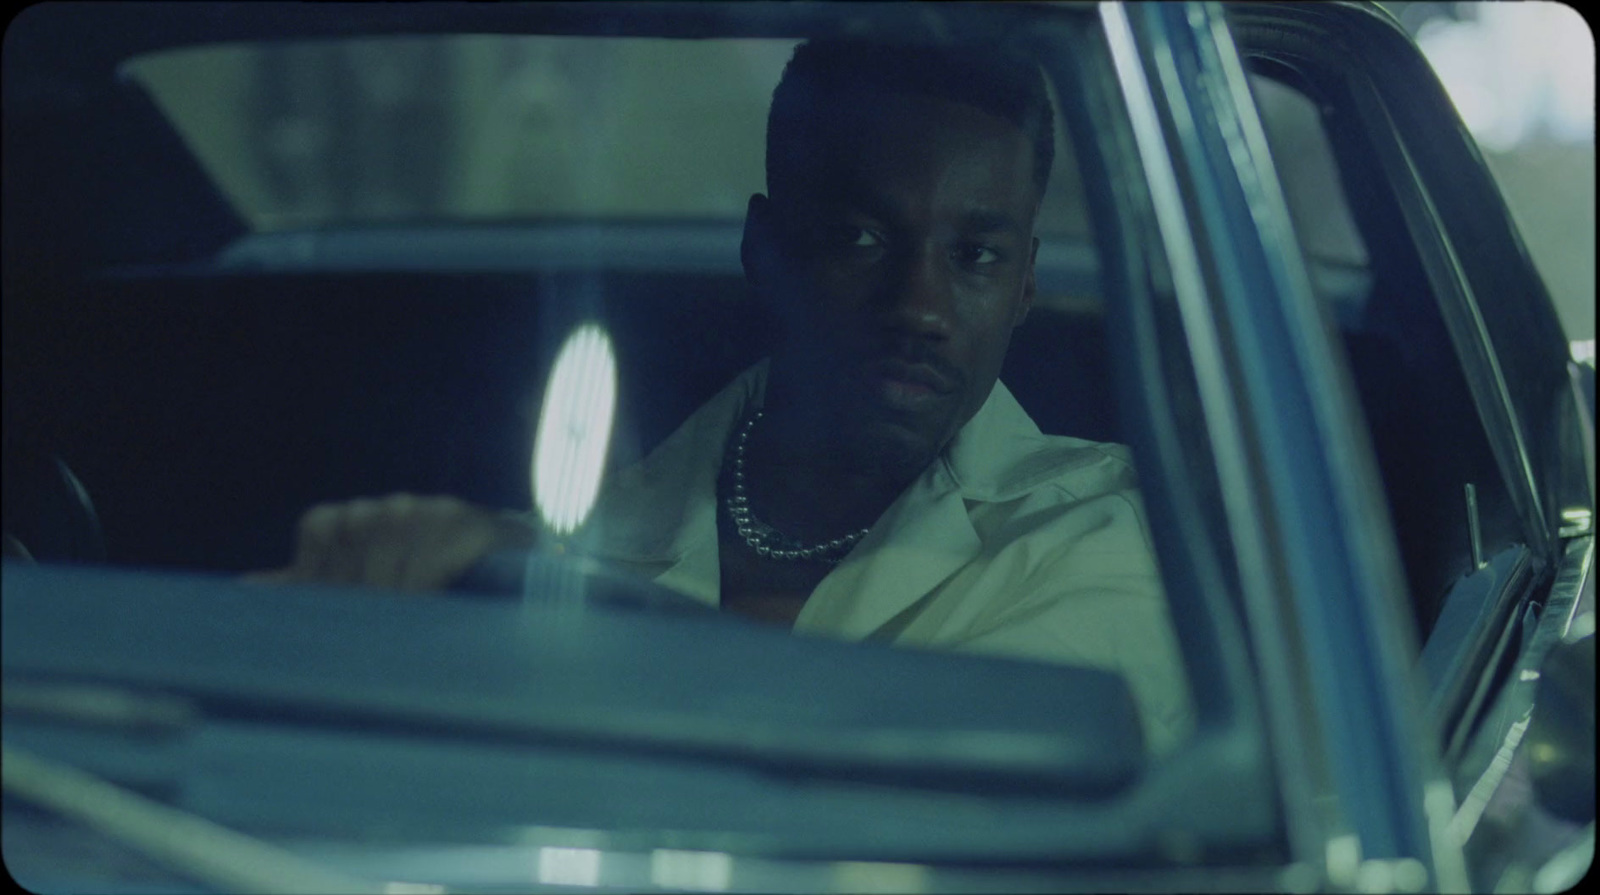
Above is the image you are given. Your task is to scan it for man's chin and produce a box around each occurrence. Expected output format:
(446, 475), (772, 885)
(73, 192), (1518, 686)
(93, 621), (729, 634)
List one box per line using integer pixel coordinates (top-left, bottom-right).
(851, 415), (947, 483)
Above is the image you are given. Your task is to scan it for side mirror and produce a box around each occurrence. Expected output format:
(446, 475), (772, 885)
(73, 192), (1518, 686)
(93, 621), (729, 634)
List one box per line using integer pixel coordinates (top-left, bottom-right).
(1526, 627), (1595, 823)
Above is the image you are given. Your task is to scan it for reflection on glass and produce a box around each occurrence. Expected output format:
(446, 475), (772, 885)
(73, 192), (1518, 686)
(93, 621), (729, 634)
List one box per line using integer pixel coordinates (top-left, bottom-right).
(829, 860), (929, 894)
(648, 849), (733, 892)
(532, 324), (618, 535)
(380, 883), (447, 894)
(1571, 339), (1594, 366)
(536, 846), (602, 886)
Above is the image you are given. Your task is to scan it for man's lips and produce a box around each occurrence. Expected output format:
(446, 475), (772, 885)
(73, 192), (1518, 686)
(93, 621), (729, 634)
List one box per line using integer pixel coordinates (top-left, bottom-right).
(868, 357), (957, 394)
(861, 357), (958, 411)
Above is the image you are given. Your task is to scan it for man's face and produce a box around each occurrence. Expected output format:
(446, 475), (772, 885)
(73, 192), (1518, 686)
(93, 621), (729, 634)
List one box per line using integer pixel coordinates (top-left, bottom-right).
(747, 90), (1040, 478)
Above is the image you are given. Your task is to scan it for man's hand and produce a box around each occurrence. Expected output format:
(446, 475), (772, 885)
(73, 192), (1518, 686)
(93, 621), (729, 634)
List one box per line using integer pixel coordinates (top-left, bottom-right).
(245, 494), (537, 591)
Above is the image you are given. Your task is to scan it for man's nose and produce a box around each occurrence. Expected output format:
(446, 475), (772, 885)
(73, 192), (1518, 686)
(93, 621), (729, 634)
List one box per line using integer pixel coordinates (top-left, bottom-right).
(878, 246), (955, 340)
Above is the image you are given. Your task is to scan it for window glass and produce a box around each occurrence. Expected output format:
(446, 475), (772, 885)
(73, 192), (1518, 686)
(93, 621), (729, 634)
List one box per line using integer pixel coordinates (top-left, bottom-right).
(1249, 73), (1371, 326)
(127, 37), (1093, 241)
(127, 38), (789, 228)
(1249, 65), (1520, 640)
(1251, 74), (1368, 270)
(3, 12), (1283, 877)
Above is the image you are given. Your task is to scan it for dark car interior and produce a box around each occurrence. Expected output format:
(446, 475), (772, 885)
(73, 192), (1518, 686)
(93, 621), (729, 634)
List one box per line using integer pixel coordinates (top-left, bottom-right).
(2, 5), (1520, 653)
(1240, 51), (1524, 643)
(2, 63), (1118, 575)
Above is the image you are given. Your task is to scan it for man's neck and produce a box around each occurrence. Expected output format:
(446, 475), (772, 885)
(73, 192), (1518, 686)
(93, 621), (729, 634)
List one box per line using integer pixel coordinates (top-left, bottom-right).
(744, 375), (936, 542)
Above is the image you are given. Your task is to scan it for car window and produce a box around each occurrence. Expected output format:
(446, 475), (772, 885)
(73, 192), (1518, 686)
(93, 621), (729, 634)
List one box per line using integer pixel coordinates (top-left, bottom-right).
(51, 33), (1118, 526)
(1246, 63), (1522, 645)
(127, 38), (790, 229)
(129, 36), (1095, 242)
(1248, 73), (1371, 325)
(1241, 35), (1563, 808)
(3, 5), (1300, 889)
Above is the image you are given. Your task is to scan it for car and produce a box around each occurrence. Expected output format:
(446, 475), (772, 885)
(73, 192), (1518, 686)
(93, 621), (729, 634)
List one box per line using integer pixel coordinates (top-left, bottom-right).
(3, 2), (1592, 892)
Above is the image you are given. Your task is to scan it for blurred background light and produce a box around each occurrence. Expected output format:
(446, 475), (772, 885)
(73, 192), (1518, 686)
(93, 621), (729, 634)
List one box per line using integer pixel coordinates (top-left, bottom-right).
(649, 849), (733, 891)
(532, 324), (617, 535)
(536, 846), (602, 886)
(829, 860), (930, 894)
(1387, 1), (1594, 343)
(1413, 2), (1593, 152)
(1572, 339), (1595, 366)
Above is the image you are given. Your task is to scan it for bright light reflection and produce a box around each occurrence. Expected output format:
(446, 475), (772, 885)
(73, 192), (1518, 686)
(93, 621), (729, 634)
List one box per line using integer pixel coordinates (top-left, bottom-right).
(1571, 339), (1595, 365)
(537, 846), (602, 887)
(1325, 834), (1362, 888)
(1415, 3), (1594, 151)
(649, 849), (733, 892)
(829, 860), (929, 894)
(532, 324), (618, 535)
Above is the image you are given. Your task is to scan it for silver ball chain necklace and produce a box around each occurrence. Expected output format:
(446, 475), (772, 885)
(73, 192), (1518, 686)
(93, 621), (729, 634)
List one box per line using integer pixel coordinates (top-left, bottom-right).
(725, 409), (869, 564)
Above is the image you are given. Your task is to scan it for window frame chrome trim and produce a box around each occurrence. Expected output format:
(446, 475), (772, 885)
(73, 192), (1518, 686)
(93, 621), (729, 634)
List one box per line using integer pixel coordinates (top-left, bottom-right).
(1099, 0), (1334, 874)
(1109, 2), (1473, 886)
(1329, 26), (1553, 567)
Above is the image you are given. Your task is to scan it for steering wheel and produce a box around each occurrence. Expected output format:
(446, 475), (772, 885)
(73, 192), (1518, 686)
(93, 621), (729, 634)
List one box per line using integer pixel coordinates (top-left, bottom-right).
(1, 438), (106, 564)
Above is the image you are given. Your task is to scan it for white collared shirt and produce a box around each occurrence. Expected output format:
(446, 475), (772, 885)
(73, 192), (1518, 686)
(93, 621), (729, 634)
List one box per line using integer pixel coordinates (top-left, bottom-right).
(576, 360), (1195, 754)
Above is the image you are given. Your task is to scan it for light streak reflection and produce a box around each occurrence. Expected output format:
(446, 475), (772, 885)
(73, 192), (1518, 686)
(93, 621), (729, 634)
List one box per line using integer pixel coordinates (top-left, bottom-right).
(532, 324), (618, 536)
(649, 849), (733, 892)
(537, 846), (602, 887)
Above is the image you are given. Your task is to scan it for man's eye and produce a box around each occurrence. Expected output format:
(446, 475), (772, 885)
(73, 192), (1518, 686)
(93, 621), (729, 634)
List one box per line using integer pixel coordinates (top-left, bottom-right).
(956, 244), (1002, 266)
(837, 226), (883, 249)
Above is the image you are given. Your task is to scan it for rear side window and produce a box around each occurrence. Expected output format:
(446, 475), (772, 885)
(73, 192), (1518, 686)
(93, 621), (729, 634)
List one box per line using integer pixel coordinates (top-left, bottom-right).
(126, 36), (1094, 243)
(1248, 65), (1520, 641)
(1249, 74), (1370, 325)
(126, 38), (792, 230)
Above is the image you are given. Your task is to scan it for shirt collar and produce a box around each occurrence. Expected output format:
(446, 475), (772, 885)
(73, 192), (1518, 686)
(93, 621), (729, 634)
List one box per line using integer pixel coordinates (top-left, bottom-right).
(577, 360), (1062, 569)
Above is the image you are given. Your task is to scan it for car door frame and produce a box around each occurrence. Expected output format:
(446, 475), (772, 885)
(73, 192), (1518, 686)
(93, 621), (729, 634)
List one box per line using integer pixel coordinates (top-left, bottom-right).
(1218, 0), (1594, 886)
(1100, 1), (1488, 887)
(1227, 3), (1598, 885)
(1225, 0), (1594, 828)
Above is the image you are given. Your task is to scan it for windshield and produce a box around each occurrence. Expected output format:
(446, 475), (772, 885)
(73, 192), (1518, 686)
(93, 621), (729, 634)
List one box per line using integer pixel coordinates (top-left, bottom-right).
(2, 4), (1273, 891)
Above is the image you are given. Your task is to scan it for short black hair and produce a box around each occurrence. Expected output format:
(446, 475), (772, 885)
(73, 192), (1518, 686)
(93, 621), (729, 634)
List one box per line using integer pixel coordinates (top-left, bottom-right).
(766, 39), (1054, 206)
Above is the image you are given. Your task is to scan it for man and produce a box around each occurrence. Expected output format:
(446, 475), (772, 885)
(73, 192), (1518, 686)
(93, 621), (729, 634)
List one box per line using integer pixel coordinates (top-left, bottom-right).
(254, 40), (1193, 753)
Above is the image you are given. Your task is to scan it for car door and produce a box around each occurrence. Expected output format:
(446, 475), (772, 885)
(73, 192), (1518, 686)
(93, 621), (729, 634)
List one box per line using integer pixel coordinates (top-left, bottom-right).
(1214, 0), (1593, 888)
(1105, 0), (1593, 888)
(1099, 2), (1463, 887)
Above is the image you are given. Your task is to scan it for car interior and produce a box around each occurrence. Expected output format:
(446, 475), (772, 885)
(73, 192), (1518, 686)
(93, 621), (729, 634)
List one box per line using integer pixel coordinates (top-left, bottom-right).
(13, 7), (1587, 888)
(1, 13), (1521, 656)
(3, 36), (1119, 578)
(1243, 59), (1524, 644)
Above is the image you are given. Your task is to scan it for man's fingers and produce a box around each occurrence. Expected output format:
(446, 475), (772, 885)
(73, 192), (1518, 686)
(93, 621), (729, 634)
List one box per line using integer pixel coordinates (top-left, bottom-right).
(335, 499), (393, 586)
(350, 496), (412, 589)
(290, 503), (346, 584)
(265, 494), (537, 592)
(372, 494), (451, 590)
(399, 517), (495, 590)
(409, 507), (542, 590)
(393, 496), (495, 590)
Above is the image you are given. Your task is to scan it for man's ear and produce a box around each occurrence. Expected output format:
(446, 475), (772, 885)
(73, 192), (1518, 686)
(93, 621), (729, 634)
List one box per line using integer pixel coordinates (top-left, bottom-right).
(741, 193), (777, 290)
(1014, 236), (1039, 327)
